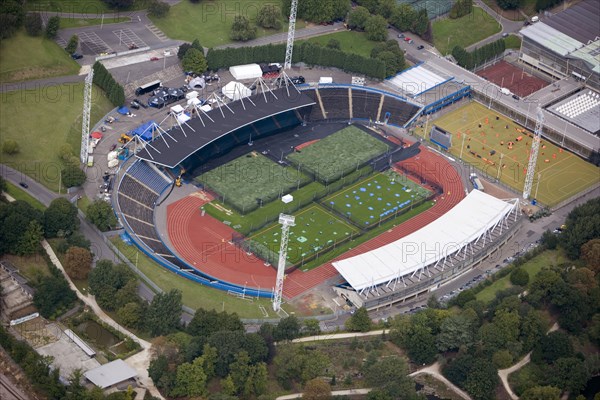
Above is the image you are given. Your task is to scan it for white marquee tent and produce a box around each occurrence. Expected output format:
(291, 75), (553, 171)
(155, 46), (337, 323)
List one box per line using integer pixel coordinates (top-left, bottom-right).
(222, 81), (252, 101)
(333, 190), (519, 292)
(229, 63), (263, 80)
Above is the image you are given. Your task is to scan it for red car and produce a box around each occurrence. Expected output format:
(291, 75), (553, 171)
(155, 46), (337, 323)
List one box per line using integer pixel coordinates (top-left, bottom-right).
(404, 37), (411, 42)
(150, 56), (160, 61)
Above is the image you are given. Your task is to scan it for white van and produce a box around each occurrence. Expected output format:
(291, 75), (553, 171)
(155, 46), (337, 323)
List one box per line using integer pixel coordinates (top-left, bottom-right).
(531, 16), (539, 23)
(319, 77), (333, 84)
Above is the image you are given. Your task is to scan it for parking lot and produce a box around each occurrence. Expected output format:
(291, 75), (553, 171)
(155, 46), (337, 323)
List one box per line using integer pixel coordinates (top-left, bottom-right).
(112, 28), (147, 49)
(78, 31), (113, 55)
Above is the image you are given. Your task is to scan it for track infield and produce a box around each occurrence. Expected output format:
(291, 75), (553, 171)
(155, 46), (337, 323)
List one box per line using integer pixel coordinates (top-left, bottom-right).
(419, 102), (599, 205)
(323, 170), (432, 226)
(196, 152), (311, 213)
(287, 125), (389, 183)
(249, 204), (359, 267)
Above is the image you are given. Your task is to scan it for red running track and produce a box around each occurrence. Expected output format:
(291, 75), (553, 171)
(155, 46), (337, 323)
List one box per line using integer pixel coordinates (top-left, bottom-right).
(167, 147), (464, 299)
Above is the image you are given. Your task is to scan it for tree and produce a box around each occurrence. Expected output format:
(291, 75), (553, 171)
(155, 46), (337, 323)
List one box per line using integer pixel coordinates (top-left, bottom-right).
(256, 4), (282, 30)
(61, 164), (86, 188)
(549, 357), (589, 394)
(492, 349), (513, 369)
(365, 15), (388, 41)
(463, 358), (499, 400)
(532, 331), (573, 364)
(177, 43), (192, 60)
(303, 378), (331, 400)
(346, 307), (372, 332)
(33, 273), (77, 318)
(181, 48), (208, 75)
(347, 6), (370, 30)
(171, 356), (208, 398)
(581, 238), (600, 272)
(188, 309), (243, 338)
(303, 318), (321, 336)
(541, 229), (559, 249)
(2, 139), (20, 155)
(64, 246), (92, 280)
(102, 0), (134, 8)
(25, 12), (43, 36)
(411, 9), (429, 37)
(87, 200), (117, 231)
(561, 198), (600, 259)
(364, 356), (418, 397)
(146, 289), (182, 336)
(89, 260), (136, 310)
(65, 35), (79, 55)
(0, 0), (25, 39)
(0, 201), (43, 255)
(117, 302), (143, 328)
(230, 15), (257, 41)
(521, 386), (561, 400)
(449, 0), (473, 18)
(44, 198), (79, 238)
(390, 3), (416, 32)
(404, 324), (437, 364)
(191, 38), (203, 52)
(148, 0), (170, 18)
(17, 220), (43, 256)
(519, 309), (547, 352)
(510, 268), (530, 286)
(436, 312), (477, 352)
(497, 0), (520, 9)
(45, 16), (60, 39)
(377, 0), (396, 18)
(274, 315), (301, 340)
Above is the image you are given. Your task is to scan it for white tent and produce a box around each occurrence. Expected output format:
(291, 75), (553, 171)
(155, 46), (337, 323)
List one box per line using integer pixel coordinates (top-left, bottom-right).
(282, 194), (294, 204)
(222, 81), (252, 101)
(229, 63), (262, 80)
(188, 77), (205, 90)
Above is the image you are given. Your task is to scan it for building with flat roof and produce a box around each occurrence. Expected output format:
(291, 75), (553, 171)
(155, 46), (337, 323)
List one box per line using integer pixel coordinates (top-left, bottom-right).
(519, 0), (600, 89)
(84, 359), (137, 389)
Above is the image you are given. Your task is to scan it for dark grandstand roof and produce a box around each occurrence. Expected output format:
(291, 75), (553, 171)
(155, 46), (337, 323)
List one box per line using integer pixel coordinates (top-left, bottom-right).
(544, 0), (600, 44)
(136, 87), (315, 168)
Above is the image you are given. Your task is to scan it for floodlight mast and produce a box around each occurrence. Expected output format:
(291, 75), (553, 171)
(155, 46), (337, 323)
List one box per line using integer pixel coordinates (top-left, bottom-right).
(273, 213), (295, 312)
(523, 106), (544, 200)
(80, 69), (94, 163)
(284, 0), (298, 70)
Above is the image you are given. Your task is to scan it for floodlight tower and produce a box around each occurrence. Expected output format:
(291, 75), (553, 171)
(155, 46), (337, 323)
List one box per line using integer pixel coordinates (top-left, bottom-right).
(523, 106), (544, 200)
(273, 213), (295, 312)
(284, 0), (298, 70)
(80, 69), (94, 163)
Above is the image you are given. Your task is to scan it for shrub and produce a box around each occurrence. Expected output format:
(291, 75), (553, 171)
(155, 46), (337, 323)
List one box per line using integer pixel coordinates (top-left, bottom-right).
(510, 268), (530, 286)
(25, 13), (43, 36)
(2, 139), (20, 155)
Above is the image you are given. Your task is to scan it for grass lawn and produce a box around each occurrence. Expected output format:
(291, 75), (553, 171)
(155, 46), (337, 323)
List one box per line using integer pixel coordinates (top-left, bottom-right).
(504, 34), (522, 49)
(432, 7), (501, 55)
(481, 0), (528, 21)
(301, 31), (378, 58)
(197, 152), (311, 213)
(77, 196), (92, 215)
(59, 17), (130, 29)
(476, 249), (567, 303)
(2, 254), (51, 282)
(417, 102), (600, 206)
(109, 236), (297, 318)
(0, 84), (114, 191)
(26, 0), (146, 13)
(149, 0), (306, 48)
(0, 30), (80, 83)
(324, 170), (431, 227)
(249, 204), (359, 267)
(4, 182), (46, 211)
(204, 181), (326, 235)
(287, 125), (389, 183)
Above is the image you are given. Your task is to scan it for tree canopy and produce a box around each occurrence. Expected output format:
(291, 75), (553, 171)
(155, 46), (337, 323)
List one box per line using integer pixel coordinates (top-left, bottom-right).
(44, 198), (79, 238)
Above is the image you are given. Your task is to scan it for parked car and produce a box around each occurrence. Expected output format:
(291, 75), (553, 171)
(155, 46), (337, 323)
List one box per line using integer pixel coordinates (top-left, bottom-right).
(134, 98), (147, 108)
(290, 76), (305, 84)
(150, 56), (160, 61)
(502, 32), (509, 38)
(19, 182), (28, 188)
(130, 99), (141, 109)
(404, 37), (411, 42)
(398, 33), (405, 38)
(71, 53), (83, 60)
(512, 94), (520, 100)
(417, 45), (425, 50)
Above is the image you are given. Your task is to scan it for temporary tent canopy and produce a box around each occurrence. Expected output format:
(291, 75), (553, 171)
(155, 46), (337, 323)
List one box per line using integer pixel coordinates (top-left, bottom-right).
(188, 77), (205, 90)
(128, 120), (156, 141)
(222, 81), (251, 101)
(117, 106), (130, 115)
(229, 64), (262, 80)
(282, 194), (294, 204)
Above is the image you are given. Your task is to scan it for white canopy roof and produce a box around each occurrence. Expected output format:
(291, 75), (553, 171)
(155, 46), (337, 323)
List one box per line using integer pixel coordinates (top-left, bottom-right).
(84, 359), (137, 389)
(222, 81), (252, 100)
(170, 104), (185, 114)
(333, 190), (518, 291)
(229, 63), (262, 80)
(389, 65), (448, 97)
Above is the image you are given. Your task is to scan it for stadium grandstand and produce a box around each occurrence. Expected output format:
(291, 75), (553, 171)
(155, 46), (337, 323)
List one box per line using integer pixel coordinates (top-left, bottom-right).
(519, 0), (599, 89)
(547, 89), (600, 135)
(333, 190), (521, 309)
